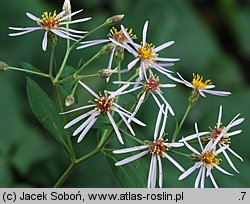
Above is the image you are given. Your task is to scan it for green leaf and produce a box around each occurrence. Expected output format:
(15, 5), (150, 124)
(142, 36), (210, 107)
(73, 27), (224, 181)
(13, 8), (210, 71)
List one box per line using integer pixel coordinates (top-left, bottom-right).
(20, 62), (43, 73)
(61, 65), (76, 79)
(104, 132), (148, 187)
(26, 77), (69, 153)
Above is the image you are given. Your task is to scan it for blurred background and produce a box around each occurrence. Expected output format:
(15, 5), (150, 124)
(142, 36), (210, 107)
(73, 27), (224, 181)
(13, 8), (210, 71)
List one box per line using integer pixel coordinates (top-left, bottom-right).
(0, 0), (249, 187)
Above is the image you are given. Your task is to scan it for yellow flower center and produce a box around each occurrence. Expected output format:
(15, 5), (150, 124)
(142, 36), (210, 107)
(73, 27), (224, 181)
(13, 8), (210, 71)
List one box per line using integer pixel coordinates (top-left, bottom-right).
(109, 27), (136, 44)
(202, 151), (221, 167)
(138, 43), (156, 61)
(38, 11), (60, 30)
(95, 97), (113, 114)
(149, 138), (166, 156)
(145, 76), (160, 92)
(192, 74), (212, 90)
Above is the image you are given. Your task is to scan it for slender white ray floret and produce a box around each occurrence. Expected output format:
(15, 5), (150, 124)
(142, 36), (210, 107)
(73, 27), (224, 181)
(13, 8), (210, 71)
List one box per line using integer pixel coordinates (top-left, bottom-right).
(179, 106), (244, 173)
(178, 123), (233, 188)
(113, 72), (176, 117)
(110, 21), (180, 80)
(9, 9), (91, 51)
(60, 80), (146, 144)
(113, 106), (184, 188)
(169, 73), (231, 97)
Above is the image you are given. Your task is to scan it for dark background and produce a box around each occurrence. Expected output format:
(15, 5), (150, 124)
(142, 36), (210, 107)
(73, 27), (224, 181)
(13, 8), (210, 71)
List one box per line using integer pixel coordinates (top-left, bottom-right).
(0, 0), (249, 187)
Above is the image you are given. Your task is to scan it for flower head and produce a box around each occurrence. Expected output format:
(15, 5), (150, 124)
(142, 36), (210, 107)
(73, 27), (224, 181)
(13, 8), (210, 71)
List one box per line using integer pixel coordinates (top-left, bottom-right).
(9, 9), (91, 51)
(113, 72), (176, 118)
(110, 21), (180, 80)
(179, 106), (244, 173)
(61, 81), (146, 144)
(113, 106), (184, 188)
(169, 72), (231, 98)
(178, 123), (233, 188)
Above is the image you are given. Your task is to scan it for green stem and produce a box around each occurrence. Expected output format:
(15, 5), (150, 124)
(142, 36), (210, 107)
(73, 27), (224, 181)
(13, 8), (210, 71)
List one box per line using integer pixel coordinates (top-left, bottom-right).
(54, 85), (76, 160)
(168, 149), (192, 159)
(120, 128), (144, 144)
(54, 23), (107, 82)
(49, 45), (55, 79)
(8, 67), (50, 78)
(172, 103), (193, 142)
(75, 52), (102, 75)
(59, 73), (98, 84)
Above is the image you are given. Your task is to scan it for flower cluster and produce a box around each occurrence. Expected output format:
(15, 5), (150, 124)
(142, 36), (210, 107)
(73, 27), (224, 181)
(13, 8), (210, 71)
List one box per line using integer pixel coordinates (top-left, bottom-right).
(6, 0), (244, 188)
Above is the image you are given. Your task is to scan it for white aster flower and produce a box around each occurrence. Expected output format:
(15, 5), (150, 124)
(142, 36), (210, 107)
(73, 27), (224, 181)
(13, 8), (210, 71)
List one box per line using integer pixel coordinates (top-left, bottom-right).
(113, 106), (184, 188)
(110, 21), (180, 80)
(9, 9), (91, 51)
(61, 80), (146, 144)
(113, 72), (176, 117)
(169, 73), (231, 97)
(178, 123), (233, 188)
(179, 106), (244, 173)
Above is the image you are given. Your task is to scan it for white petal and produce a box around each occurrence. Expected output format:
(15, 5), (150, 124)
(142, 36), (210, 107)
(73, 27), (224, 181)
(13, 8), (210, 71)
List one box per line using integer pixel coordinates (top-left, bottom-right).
(221, 147), (239, 173)
(112, 86), (142, 96)
(195, 123), (203, 151)
(157, 155), (163, 188)
(176, 72), (193, 87)
(54, 11), (66, 20)
(60, 104), (96, 115)
(229, 118), (245, 128)
(228, 130), (242, 137)
(148, 61), (173, 73)
(8, 29), (37, 37)
(58, 29), (84, 38)
(120, 109), (146, 127)
(9, 26), (41, 31)
(157, 91), (175, 116)
(116, 110), (135, 136)
(78, 80), (100, 99)
(113, 103), (133, 115)
(178, 163), (200, 180)
(159, 84), (176, 88)
(42, 31), (48, 51)
(51, 29), (76, 41)
(77, 115), (98, 143)
(115, 150), (149, 166)
(108, 84), (130, 99)
(227, 146), (243, 161)
(120, 25), (138, 50)
(201, 166), (206, 188)
(203, 89), (231, 96)
(214, 165), (233, 176)
(64, 109), (96, 129)
(154, 41), (175, 52)
(167, 142), (184, 147)
(194, 166), (203, 188)
(109, 37), (127, 49)
(61, 27), (88, 34)
(128, 92), (146, 123)
(26, 12), (39, 21)
(107, 112), (124, 144)
(60, 9), (83, 21)
(73, 112), (99, 136)
(151, 155), (157, 188)
(59, 17), (92, 25)
(128, 58), (140, 70)
(147, 156), (154, 188)
(217, 105), (223, 128)
(179, 132), (210, 142)
(216, 145), (228, 154)
(108, 47), (116, 70)
(165, 154), (185, 172)
(154, 57), (180, 62)
(154, 105), (164, 140)
(151, 93), (164, 111)
(77, 40), (110, 49)
(113, 81), (140, 85)
(142, 21), (148, 46)
(209, 173), (219, 188)
(159, 106), (168, 139)
(183, 140), (201, 155)
(113, 145), (149, 154)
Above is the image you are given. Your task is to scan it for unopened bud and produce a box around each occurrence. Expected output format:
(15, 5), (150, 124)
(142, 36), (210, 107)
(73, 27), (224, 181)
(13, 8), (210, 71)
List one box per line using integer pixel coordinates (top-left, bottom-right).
(115, 46), (124, 62)
(98, 69), (114, 79)
(106, 14), (125, 26)
(100, 43), (116, 55)
(65, 95), (75, 107)
(0, 61), (9, 71)
(63, 0), (72, 16)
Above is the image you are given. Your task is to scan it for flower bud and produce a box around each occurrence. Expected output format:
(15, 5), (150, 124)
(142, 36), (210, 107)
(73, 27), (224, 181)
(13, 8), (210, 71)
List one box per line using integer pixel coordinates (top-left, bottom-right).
(98, 69), (114, 79)
(0, 61), (9, 71)
(65, 95), (75, 107)
(63, 0), (72, 16)
(105, 14), (125, 26)
(100, 43), (116, 55)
